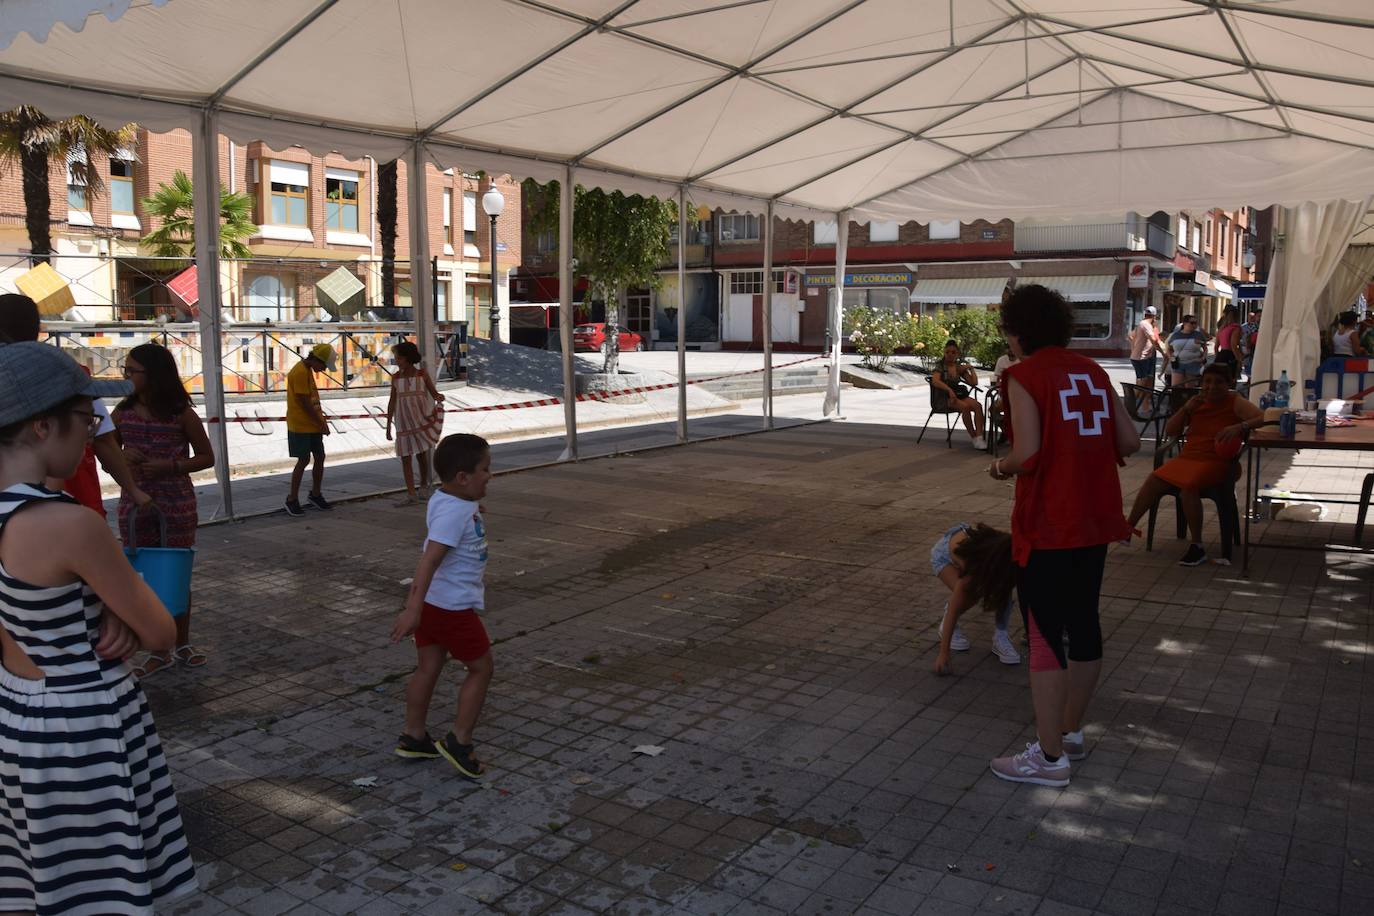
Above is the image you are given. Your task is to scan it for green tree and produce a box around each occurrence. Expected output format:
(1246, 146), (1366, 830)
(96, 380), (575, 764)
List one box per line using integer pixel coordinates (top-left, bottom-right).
(139, 169), (256, 259)
(524, 180), (676, 373)
(0, 107), (137, 264)
(376, 159), (398, 310)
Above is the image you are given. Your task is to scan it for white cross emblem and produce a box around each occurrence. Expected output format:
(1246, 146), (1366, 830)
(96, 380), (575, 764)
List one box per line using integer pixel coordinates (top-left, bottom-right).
(1059, 373), (1110, 436)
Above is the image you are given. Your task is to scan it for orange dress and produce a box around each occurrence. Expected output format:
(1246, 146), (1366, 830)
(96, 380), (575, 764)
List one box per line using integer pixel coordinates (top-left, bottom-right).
(1153, 393), (1239, 490)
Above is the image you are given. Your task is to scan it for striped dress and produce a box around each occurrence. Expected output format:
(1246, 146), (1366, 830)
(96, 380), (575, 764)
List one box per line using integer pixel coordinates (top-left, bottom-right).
(392, 371), (443, 457)
(0, 485), (197, 914)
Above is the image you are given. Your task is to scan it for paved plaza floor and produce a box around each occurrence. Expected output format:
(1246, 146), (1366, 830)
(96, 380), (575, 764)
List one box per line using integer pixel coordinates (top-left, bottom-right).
(157, 415), (1374, 916)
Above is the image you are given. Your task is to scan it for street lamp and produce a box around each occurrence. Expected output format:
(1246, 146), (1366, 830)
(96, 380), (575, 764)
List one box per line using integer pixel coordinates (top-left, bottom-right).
(482, 184), (505, 341)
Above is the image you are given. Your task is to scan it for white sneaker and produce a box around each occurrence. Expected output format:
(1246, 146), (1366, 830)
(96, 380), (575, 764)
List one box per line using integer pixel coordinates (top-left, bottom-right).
(971, 436), (988, 451)
(990, 741), (1071, 787)
(1061, 729), (1086, 761)
(943, 621), (970, 651)
(992, 630), (1021, 665)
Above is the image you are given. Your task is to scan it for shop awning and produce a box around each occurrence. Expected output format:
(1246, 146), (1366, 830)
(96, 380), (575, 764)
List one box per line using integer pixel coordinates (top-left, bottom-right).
(1018, 275), (1117, 303)
(1212, 278), (1234, 297)
(909, 277), (1009, 305)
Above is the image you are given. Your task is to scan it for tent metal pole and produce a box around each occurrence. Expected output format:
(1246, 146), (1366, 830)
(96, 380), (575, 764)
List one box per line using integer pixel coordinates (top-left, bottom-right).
(762, 200), (774, 429)
(826, 210), (850, 418)
(190, 106), (233, 520)
(677, 185), (688, 444)
(407, 142), (436, 375)
(558, 166), (579, 461)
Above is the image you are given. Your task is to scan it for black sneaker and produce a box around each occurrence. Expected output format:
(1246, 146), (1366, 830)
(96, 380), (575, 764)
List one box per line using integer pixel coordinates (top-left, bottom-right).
(394, 732), (440, 759)
(436, 732), (484, 780)
(1178, 544), (1208, 567)
(284, 499), (304, 518)
(307, 493), (333, 511)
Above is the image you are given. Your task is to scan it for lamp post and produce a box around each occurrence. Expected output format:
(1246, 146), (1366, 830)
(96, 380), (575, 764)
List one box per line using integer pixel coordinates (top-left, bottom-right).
(482, 184), (505, 341)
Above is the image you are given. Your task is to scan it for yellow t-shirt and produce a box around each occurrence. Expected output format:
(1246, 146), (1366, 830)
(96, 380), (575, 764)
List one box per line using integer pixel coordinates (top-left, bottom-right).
(285, 361), (323, 433)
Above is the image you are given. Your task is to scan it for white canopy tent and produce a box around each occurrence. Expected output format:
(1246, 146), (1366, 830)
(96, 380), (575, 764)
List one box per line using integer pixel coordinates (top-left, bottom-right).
(8, 0), (1374, 512)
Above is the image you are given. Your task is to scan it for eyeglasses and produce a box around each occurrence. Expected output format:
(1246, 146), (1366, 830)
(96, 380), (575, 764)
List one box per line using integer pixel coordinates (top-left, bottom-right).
(68, 407), (100, 436)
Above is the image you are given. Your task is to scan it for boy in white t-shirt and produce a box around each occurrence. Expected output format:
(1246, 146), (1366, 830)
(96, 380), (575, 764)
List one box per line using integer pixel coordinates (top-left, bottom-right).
(390, 433), (494, 779)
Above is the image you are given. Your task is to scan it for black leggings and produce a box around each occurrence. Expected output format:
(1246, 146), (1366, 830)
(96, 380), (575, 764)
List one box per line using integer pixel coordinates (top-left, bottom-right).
(1017, 545), (1107, 672)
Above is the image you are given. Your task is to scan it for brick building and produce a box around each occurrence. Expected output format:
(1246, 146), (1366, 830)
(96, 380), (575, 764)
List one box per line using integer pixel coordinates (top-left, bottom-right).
(0, 127), (521, 334)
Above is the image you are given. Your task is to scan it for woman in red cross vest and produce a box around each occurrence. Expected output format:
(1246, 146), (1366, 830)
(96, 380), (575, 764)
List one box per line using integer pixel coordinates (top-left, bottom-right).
(986, 284), (1141, 787)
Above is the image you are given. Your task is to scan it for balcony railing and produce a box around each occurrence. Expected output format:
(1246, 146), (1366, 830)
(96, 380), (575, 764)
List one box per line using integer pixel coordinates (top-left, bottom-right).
(1015, 222), (1175, 258)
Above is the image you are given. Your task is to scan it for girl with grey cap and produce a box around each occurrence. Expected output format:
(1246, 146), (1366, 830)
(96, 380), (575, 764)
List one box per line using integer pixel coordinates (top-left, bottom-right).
(0, 342), (197, 912)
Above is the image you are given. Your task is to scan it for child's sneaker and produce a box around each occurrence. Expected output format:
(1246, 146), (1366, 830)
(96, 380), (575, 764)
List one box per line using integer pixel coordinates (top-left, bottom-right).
(284, 499), (304, 518)
(307, 492), (333, 511)
(1061, 729), (1086, 761)
(437, 732), (484, 779)
(945, 624), (971, 652)
(1178, 543), (1207, 566)
(992, 630), (1021, 665)
(394, 732), (440, 759)
(990, 741), (1070, 787)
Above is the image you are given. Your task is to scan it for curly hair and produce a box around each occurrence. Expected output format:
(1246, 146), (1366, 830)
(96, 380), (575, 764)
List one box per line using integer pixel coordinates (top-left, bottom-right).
(392, 340), (422, 365)
(951, 523), (1015, 615)
(1000, 284), (1072, 354)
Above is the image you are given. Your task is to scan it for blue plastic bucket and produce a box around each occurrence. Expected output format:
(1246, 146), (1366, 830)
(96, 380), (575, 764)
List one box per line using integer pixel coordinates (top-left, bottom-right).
(124, 505), (195, 618)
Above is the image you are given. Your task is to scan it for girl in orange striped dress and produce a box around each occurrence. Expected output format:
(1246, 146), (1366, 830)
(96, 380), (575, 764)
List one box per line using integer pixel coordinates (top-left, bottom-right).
(386, 341), (444, 503)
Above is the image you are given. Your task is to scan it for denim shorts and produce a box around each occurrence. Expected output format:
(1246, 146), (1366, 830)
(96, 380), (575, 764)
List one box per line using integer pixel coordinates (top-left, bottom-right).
(930, 523), (970, 576)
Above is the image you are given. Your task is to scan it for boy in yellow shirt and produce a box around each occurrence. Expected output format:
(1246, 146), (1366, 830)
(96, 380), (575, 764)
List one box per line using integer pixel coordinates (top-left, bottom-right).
(285, 343), (335, 517)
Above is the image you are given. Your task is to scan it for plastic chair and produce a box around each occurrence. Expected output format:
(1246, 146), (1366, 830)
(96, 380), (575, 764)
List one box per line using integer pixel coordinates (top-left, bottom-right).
(918, 379), (980, 448)
(1145, 435), (1244, 562)
(984, 385), (1005, 458)
(1120, 382), (1168, 442)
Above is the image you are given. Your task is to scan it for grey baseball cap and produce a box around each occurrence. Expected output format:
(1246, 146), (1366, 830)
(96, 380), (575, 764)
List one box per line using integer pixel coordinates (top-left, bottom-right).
(0, 342), (132, 428)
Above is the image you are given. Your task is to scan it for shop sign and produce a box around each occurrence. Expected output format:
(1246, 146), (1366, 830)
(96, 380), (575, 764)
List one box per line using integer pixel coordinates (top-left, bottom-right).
(1194, 269), (1211, 288)
(1151, 268), (1173, 292)
(1127, 261), (1150, 289)
(805, 270), (913, 288)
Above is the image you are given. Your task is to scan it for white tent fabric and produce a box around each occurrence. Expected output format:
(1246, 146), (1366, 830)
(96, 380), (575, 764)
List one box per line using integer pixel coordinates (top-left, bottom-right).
(6, 1), (1374, 221)
(1015, 275), (1116, 303)
(1251, 198), (1373, 402)
(909, 277), (1008, 305)
(1315, 244), (1374, 327)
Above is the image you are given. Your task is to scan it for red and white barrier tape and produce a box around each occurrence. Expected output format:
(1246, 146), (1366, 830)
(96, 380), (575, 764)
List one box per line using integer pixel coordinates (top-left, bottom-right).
(205, 355), (827, 424)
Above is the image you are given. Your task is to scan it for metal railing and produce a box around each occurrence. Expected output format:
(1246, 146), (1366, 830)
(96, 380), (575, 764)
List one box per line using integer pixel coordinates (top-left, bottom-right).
(43, 321), (467, 396)
(1014, 222), (1176, 257)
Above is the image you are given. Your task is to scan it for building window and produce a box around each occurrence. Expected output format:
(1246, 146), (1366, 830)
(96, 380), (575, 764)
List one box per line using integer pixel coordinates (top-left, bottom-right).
(670, 218), (712, 244)
(534, 229), (555, 254)
(929, 219), (960, 240)
(1178, 214), (1188, 247)
(463, 191), (477, 245)
(109, 155), (135, 214)
(1219, 217), (1228, 259)
(66, 147), (88, 211)
(325, 168), (359, 231)
(626, 288), (652, 335)
(869, 221), (899, 242)
(1071, 302), (1111, 339)
(719, 213), (759, 242)
(730, 270), (763, 294)
(814, 221), (837, 245)
(442, 189), (453, 233)
(1191, 223), (1201, 253)
(269, 160), (309, 226)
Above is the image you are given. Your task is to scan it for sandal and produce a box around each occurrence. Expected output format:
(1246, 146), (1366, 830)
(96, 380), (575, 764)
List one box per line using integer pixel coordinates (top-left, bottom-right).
(133, 652), (173, 678)
(171, 645), (208, 668)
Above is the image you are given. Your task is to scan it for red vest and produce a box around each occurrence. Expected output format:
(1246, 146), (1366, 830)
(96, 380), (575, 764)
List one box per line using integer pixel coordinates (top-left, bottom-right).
(1003, 347), (1130, 564)
(63, 446), (105, 517)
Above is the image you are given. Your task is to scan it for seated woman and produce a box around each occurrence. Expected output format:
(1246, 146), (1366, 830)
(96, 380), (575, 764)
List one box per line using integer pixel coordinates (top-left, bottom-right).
(1124, 363), (1264, 567)
(931, 340), (987, 450)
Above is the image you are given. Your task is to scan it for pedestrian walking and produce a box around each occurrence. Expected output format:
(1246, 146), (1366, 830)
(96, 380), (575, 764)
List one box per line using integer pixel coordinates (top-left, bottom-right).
(987, 284), (1141, 786)
(1128, 306), (1163, 392)
(390, 434), (495, 779)
(113, 343), (215, 676)
(386, 340), (444, 504)
(0, 341), (198, 912)
(0, 293), (152, 515)
(285, 343), (335, 517)
(1166, 315), (1209, 387)
(931, 522), (1020, 675)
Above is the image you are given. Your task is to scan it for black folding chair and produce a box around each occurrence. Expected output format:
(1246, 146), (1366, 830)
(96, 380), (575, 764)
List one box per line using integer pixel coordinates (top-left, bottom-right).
(1120, 382), (1168, 443)
(918, 379), (981, 448)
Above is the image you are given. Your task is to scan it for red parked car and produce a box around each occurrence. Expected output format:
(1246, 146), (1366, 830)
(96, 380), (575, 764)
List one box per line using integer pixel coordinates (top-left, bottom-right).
(573, 322), (645, 353)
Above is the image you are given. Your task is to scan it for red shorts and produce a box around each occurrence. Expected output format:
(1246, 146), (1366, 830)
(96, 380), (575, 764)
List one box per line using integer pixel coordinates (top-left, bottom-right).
(414, 602), (490, 661)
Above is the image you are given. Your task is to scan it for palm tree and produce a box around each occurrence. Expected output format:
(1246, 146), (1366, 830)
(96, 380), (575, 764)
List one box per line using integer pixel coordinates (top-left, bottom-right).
(377, 159), (398, 309)
(0, 106), (137, 264)
(140, 169), (256, 260)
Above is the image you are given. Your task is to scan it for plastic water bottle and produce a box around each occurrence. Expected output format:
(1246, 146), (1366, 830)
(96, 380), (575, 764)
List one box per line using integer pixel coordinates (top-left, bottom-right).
(1275, 370), (1291, 408)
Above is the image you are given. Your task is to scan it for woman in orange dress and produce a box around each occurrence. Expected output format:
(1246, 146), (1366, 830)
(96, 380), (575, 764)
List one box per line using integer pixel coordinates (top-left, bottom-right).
(1125, 363), (1265, 566)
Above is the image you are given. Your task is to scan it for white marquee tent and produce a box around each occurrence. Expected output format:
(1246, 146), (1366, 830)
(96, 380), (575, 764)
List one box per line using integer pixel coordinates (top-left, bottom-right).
(5, 0), (1374, 511)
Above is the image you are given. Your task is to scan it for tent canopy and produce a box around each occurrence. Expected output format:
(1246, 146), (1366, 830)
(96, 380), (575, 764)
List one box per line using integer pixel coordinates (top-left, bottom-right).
(5, 1), (1374, 220)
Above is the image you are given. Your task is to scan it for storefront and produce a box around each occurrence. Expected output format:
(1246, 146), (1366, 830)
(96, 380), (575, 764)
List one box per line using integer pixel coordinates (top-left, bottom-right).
(803, 267), (914, 349)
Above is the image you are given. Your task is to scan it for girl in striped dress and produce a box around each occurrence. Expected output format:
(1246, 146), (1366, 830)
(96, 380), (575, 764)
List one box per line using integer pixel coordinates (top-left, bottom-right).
(0, 342), (197, 913)
(386, 341), (444, 504)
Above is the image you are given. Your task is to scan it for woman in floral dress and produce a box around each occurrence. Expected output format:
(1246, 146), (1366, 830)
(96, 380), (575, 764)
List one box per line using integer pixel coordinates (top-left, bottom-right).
(114, 343), (215, 676)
